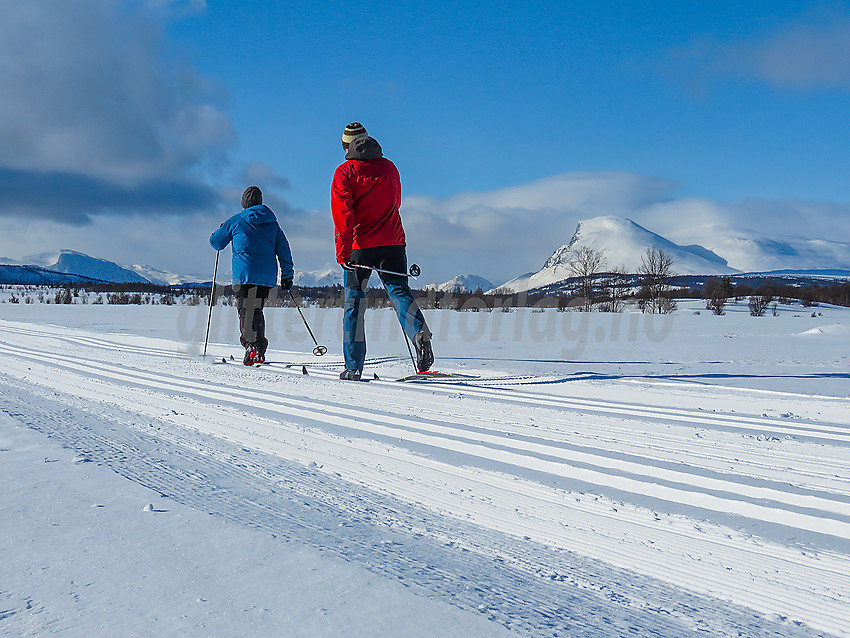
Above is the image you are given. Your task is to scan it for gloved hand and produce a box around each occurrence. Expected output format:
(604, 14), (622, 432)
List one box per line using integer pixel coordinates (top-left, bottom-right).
(341, 260), (356, 272)
(280, 276), (293, 290)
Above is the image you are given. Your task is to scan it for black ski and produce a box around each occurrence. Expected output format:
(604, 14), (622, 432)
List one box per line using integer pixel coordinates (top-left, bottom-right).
(396, 371), (480, 382)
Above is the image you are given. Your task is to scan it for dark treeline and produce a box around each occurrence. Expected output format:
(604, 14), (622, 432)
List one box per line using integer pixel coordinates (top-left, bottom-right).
(6, 276), (850, 308)
(681, 277), (850, 308)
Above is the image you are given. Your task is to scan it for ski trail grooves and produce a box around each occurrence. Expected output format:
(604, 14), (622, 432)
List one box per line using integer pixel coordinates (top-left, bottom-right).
(2, 320), (848, 442)
(265, 360), (850, 444)
(0, 321), (849, 636)
(2, 380), (827, 638)
(1, 339), (848, 539)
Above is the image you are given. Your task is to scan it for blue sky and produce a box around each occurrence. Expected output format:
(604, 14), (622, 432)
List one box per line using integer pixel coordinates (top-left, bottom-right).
(1, 0), (850, 283)
(170, 0), (850, 206)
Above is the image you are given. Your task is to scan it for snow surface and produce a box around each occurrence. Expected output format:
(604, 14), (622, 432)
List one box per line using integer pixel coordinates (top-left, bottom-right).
(1, 299), (849, 636)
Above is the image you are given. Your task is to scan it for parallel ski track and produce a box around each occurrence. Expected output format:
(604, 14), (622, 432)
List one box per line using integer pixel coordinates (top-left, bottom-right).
(260, 360), (850, 447)
(3, 339), (849, 535)
(1, 379), (828, 638)
(8, 322), (844, 502)
(1, 322), (850, 635)
(252, 360), (850, 446)
(1, 323), (848, 497)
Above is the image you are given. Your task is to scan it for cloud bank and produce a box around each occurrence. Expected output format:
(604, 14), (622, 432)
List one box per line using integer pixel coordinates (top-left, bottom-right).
(2, 169), (849, 284)
(399, 172), (850, 284)
(0, 0), (235, 222)
(675, 7), (850, 91)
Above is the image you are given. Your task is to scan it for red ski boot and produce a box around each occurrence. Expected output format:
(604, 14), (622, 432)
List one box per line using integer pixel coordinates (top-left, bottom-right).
(243, 346), (260, 366)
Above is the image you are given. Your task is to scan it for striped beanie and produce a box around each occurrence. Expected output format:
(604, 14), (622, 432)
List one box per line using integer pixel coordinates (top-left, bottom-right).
(342, 122), (368, 149)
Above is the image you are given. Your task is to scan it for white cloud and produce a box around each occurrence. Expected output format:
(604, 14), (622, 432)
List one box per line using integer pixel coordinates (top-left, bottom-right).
(675, 8), (850, 91)
(0, 0), (235, 221)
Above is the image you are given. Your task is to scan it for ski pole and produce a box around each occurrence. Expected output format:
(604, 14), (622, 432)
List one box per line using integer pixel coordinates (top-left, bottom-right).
(288, 290), (328, 356)
(402, 331), (418, 375)
(203, 250), (219, 357)
(378, 278), (418, 375)
(347, 263), (421, 278)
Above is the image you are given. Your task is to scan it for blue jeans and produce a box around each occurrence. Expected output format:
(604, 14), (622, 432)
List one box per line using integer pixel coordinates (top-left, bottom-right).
(343, 246), (426, 371)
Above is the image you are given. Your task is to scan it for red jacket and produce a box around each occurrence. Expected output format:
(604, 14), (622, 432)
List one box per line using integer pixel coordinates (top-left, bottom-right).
(331, 150), (405, 264)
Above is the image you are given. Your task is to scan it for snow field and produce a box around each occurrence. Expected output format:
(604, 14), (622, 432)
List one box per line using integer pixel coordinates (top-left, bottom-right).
(1, 301), (849, 636)
(0, 412), (511, 638)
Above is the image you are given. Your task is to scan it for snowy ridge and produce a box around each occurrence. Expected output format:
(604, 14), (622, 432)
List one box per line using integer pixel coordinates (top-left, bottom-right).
(424, 274), (495, 293)
(129, 264), (208, 286)
(45, 250), (150, 284)
(294, 264), (344, 288)
(664, 225), (850, 274)
(0, 264), (106, 285)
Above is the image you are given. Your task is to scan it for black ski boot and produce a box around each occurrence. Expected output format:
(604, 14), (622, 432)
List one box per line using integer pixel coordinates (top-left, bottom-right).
(339, 369), (362, 381)
(256, 338), (268, 364)
(412, 330), (434, 373)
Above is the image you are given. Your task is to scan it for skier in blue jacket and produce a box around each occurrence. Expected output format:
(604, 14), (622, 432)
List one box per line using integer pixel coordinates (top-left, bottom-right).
(210, 186), (294, 365)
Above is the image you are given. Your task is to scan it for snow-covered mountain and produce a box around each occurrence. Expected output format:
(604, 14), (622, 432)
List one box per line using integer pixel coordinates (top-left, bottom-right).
(294, 265), (344, 288)
(10, 250), (205, 285)
(41, 250), (150, 284)
(294, 265), (398, 289)
(129, 264), (209, 286)
(424, 274), (495, 293)
(661, 225), (850, 274)
(498, 216), (735, 292)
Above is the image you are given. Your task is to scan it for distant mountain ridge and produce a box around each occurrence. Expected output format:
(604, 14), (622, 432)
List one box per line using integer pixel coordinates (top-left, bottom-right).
(498, 216), (736, 293)
(4, 217), (850, 291)
(129, 264), (209, 287)
(47, 251), (150, 284)
(295, 265), (344, 288)
(425, 274), (495, 293)
(664, 226), (850, 274)
(0, 264), (109, 286)
(1, 250), (201, 286)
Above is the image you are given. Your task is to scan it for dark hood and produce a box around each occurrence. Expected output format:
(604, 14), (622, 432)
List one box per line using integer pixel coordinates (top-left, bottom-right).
(345, 136), (383, 160)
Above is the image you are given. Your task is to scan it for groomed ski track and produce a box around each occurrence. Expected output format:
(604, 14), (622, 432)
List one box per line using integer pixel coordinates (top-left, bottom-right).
(1, 319), (848, 637)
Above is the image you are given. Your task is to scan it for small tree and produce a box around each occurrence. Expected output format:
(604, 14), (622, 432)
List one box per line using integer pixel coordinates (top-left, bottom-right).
(703, 276), (726, 315)
(748, 295), (771, 317)
(599, 266), (629, 313)
(638, 247), (676, 314)
(54, 287), (73, 305)
(568, 246), (607, 312)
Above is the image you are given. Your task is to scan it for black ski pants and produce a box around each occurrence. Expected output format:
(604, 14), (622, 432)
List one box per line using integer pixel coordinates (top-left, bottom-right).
(235, 284), (270, 354)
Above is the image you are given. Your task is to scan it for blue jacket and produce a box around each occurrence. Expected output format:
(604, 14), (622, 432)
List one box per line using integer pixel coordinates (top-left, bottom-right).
(210, 205), (294, 287)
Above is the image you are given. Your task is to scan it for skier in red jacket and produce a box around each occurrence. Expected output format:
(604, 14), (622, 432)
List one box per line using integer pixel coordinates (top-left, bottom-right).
(331, 122), (433, 380)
